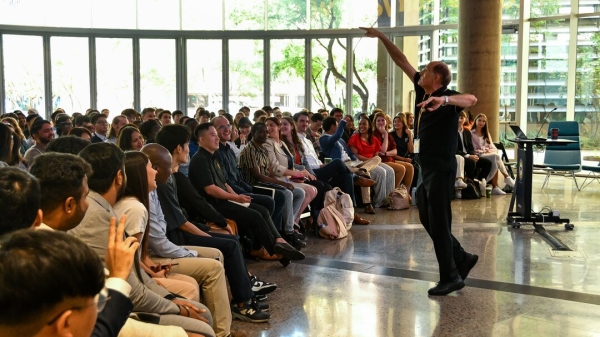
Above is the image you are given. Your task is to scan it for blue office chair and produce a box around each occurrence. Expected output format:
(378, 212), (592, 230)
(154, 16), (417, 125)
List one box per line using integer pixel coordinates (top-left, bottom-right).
(581, 162), (600, 190)
(541, 121), (581, 190)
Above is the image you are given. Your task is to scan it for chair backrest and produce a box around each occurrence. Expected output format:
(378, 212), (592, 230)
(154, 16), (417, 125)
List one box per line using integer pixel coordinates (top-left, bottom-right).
(494, 142), (510, 163)
(543, 121), (581, 169)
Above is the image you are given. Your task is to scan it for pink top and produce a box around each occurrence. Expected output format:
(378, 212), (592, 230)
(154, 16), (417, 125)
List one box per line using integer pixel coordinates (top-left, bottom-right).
(470, 129), (497, 154)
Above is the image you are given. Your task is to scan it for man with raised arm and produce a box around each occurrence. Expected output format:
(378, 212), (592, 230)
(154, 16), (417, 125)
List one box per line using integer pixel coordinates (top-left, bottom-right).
(361, 27), (479, 296)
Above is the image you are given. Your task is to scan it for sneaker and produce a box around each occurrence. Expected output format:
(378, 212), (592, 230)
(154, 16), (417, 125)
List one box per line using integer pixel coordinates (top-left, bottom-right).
(455, 191), (462, 199)
(504, 176), (515, 187)
(252, 296), (270, 311)
(250, 275), (277, 295)
(255, 294), (268, 301)
(231, 299), (270, 323)
(455, 179), (468, 189)
(492, 187), (506, 195)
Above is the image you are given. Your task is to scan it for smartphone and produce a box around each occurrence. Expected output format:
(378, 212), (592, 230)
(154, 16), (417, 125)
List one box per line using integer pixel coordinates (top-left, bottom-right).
(160, 263), (179, 269)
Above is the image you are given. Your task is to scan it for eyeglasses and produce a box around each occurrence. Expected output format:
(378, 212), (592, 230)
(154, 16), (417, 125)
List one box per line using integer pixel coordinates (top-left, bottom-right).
(217, 124), (232, 130)
(46, 287), (111, 325)
(95, 122), (109, 126)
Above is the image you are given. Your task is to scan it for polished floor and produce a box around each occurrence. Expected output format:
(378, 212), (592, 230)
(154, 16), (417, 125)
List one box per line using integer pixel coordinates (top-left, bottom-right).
(234, 172), (600, 337)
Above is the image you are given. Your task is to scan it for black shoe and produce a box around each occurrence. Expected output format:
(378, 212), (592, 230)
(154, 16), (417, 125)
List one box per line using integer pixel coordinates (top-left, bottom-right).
(231, 299), (270, 323)
(279, 257), (291, 267)
(255, 294), (268, 301)
(273, 242), (305, 261)
(428, 276), (465, 296)
(284, 233), (306, 251)
(252, 296), (270, 311)
(457, 253), (479, 281)
(250, 275), (277, 295)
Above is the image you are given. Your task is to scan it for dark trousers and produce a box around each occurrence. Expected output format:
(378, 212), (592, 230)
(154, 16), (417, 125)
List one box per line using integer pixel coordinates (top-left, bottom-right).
(213, 201), (280, 256)
(242, 190), (286, 233)
(416, 168), (466, 282)
(182, 232), (254, 303)
(314, 158), (356, 205)
(464, 156), (492, 181)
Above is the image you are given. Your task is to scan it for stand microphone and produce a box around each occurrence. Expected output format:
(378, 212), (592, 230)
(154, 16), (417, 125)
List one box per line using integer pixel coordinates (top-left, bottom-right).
(535, 107), (557, 140)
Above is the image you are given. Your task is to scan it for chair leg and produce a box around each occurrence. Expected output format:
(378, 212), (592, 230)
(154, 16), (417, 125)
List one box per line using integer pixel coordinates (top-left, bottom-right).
(581, 171), (600, 190)
(570, 172), (581, 191)
(541, 171), (552, 189)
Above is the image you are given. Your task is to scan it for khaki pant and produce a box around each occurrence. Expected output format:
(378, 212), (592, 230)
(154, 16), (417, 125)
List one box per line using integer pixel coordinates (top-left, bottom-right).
(152, 246), (230, 337)
(345, 156), (381, 204)
(155, 273), (200, 302)
(119, 318), (187, 337)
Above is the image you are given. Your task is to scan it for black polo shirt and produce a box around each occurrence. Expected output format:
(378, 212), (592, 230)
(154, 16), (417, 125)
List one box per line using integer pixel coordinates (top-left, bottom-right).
(188, 146), (228, 206)
(214, 142), (253, 194)
(413, 72), (460, 172)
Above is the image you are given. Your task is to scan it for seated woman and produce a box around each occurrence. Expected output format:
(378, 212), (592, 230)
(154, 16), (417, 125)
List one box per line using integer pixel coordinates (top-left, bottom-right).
(348, 116), (395, 212)
(239, 122), (307, 249)
(390, 113), (419, 189)
(114, 151), (199, 302)
(117, 125), (145, 151)
(471, 113), (515, 195)
(68, 126), (92, 141)
(263, 117), (317, 240)
(342, 115), (356, 143)
(372, 111), (414, 189)
(234, 117), (252, 155)
(279, 116), (332, 221)
(140, 119), (161, 144)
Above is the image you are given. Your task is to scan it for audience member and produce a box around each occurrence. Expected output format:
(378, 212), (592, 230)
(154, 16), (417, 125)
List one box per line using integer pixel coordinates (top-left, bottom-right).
(117, 125), (145, 151)
(46, 135), (91, 155)
(69, 126), (93, 141)
(24, 118), (55, 166)
(91, 113), (109, 143)
(107, 115), (128, 144)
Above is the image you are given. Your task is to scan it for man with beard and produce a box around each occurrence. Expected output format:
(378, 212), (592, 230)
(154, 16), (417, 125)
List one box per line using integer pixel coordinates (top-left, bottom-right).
(24, 119), (55, 166)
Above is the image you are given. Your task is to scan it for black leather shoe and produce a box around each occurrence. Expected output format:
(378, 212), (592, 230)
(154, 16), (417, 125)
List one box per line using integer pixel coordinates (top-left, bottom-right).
(458, 253), (479, 281)
(428, 276), (465, 296)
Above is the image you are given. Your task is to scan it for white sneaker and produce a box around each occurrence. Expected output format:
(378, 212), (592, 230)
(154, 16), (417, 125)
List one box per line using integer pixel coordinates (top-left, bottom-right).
(478, 178), (486, 196)
(455, 191), (462, 199)
(492, 187), (506, 195)
(504, 176), (515, 187)
(455, 179), (468, 189)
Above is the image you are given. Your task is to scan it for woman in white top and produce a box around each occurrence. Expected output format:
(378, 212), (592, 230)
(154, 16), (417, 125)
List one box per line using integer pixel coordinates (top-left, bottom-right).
(470, 113), (515, 195)
(114, 151), (199, 301)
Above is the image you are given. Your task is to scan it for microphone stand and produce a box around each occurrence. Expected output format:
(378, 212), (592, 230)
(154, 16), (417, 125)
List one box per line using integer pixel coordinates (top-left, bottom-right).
(535, 107), (558, 140)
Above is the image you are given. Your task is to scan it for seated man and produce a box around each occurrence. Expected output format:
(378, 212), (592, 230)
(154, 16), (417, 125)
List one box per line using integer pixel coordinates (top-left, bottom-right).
(142, 142), (271, 325)
(188, 123), (305, 266)
(68, 143), (215, 337)
(0, 167), (42, 237)
(294, 112), (372, 225)
(456, 111), (492, 182)
(0, 164), (182, 337)
(46, 135), (91, 155)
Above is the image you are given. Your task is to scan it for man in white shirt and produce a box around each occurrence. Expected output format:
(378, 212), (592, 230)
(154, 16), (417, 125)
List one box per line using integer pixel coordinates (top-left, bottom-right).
(293, 112), (373, 225)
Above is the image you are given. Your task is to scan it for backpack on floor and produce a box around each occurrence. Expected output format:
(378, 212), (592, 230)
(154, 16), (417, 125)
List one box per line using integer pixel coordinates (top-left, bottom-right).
(387, 185), (410, 210)
(461, 178), (483, 199)
(324, 187), (354, 229)
(317, 202), (349, 240)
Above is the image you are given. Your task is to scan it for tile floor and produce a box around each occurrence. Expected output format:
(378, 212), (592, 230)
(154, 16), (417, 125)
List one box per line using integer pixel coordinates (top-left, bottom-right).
(233, 173), (600, 337)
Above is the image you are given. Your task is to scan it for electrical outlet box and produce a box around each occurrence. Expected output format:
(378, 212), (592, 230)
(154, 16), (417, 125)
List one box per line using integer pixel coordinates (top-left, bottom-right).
(552, 210), (560, 217)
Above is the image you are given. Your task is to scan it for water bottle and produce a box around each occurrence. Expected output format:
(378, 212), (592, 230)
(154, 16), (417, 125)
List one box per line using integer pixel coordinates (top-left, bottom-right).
(411, 187), (417, 206)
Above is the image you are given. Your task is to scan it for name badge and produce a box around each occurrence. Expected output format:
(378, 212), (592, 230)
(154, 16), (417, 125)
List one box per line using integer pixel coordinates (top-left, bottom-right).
(413, 139), (420, 153)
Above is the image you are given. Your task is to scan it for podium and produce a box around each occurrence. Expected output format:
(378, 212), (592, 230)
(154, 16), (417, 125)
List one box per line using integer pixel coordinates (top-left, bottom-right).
(507, 138), (575, 250)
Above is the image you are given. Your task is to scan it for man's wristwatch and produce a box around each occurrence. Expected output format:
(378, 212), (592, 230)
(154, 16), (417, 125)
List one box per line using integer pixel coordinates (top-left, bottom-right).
(442, 95), (449, 106)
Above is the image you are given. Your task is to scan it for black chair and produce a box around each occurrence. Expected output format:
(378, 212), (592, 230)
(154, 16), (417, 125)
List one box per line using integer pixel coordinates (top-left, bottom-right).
(494, 142), (516, 179)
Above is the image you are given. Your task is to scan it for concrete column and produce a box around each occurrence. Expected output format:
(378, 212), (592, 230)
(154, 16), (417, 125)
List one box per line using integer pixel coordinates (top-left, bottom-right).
(458, 0), (502, 140)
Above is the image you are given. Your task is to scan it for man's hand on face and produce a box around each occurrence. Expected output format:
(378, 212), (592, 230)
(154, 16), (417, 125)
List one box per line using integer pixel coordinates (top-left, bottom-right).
(106, 215), (140, 280)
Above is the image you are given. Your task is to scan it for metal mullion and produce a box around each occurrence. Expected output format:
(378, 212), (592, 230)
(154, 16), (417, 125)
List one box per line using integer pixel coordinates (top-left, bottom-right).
(565, 0), (579, 121)
(89, 36), (97, 110)
(0, 34), (5, 116)
(177, 37), (187, 113)
(222, 39), (229, 112)
(264, 38), (270, 107)
(345, 36), (353, 114)
(43, 35), (52, 119)
(133, 37), (141, 112)
(304, 37), (311, 110)
(516, 0), (531, 129)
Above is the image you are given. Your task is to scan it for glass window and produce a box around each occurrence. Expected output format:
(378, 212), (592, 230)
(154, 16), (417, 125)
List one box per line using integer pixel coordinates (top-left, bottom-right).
(3, 35), (46, 116)
(187, 40), (223, 116)
(503, 0), (520, 19)
(527, 19), (569, 137)
(96, 38), (134, 114)
(311, 38), (347, 112)
(182, 0), (223, 30)
(579, 1), (600, 14)
(419, 1), (435, 26)
(140, 39), (176, 110)
(575, 17), (600, 148)
(91, 0), (136, 29)
(309, 0), (379, 29)
(352, 37), (378, 115)
(440, 0), (459, 24)
(394, 35), (422, 115)
(137, 0), (180, 30)
(0, 0), (45, 26)
(531, 0), (567, 18)
(229, 40), (264, 111)
(500, 33), (518, 126)
(267, 0), (307, 30)
(45, 0), (92, 28)
(270, 39), (305, 110)
(51, 37), (90, 115)
(225, 0), (265, 30)
(438, 29), (458, 91)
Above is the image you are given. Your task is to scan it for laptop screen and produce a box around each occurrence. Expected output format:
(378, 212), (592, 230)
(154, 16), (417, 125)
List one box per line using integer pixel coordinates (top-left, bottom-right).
(509, 125), (528, 139)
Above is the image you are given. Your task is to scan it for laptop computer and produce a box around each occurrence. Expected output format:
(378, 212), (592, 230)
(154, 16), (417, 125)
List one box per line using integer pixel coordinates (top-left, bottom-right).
(509, 124), (546, 141)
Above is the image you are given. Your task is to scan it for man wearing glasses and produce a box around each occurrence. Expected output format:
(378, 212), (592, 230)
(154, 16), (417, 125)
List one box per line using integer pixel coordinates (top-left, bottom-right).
(91, 114), (109, 143)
